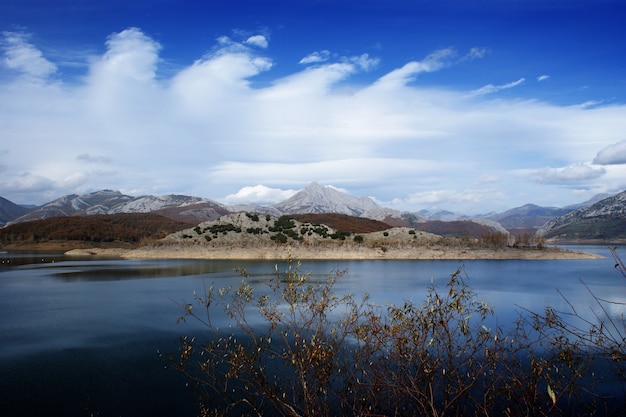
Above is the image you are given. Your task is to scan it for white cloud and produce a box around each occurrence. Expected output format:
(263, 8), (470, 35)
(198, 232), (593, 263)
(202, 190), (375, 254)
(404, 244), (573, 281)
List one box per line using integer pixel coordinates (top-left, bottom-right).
(537, 74), (550, 82)
(0, 172), (58, 203)
(374, 47), (457, 88)
(398, 189), (460, 205)
(90, 27), (160, 83)
(462, 47), (488, 60)
(347, 53), (379, 71)
(222, 185), (297, 205)
(470, 77), (525, 96)
(474, 174), (500, 185)
(209, 159), (449, 188)
(1, 28), (626, 211)
(573, 100), (603, 109)
(300, 50), (330, 64)
(593, 139), (626, 165)
(77, 153), (112, 164)
(534, 163), (606, 184)
(244, 35), (268, 49)
(1, 31), (57, 79)
(393, 188), (506, 208)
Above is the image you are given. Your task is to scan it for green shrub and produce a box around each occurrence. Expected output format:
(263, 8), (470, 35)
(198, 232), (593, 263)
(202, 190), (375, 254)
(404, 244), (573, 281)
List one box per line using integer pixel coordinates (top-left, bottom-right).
(330, 230), (351, 240)
(245, 213), (260, 222)
(270, 233), (288, 244)
(207, 223), (241, 235)
(310, 224), (329, 238)
(270, 216), (296, 232)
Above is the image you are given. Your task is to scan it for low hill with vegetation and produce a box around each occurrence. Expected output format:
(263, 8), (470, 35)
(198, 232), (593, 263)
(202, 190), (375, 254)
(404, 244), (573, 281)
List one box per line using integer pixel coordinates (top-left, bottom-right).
(120, 213), (600, 260)
(1, 211), (601, 259)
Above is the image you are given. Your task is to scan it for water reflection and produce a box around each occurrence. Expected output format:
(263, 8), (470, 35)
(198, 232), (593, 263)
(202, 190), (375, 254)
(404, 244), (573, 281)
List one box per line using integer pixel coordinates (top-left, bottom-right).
(0, 250), (75, 269)
(0, 247), (624, 417)
(49, 260), (235, 282)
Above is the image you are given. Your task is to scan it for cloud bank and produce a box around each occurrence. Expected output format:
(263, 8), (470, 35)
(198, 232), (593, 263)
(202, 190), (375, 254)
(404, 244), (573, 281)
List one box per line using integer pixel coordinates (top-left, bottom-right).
(593, 140), (626, 165)
(223, 185), (297, 205)
(1, 28), (625, 212)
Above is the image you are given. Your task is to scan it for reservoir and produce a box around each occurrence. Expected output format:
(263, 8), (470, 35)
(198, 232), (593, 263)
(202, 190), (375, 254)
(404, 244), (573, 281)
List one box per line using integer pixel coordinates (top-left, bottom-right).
(0, 246), (623, 416)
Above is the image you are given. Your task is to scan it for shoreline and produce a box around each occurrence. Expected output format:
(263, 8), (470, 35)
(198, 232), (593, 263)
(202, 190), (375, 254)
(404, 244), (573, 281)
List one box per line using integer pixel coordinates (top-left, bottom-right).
(64, 244), (603, 260)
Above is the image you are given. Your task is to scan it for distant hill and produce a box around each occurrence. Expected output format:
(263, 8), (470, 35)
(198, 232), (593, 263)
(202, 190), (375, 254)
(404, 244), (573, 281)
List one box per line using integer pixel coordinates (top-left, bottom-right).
(488, 204), (572, 230)
(414, 220), (500, 238)
(3, 183), (622, 242)
(15, 190), (135, 223)
(0, 196), (30, 227)
(418, 209), (468, 222)
(484, 193), (612, 234)
(8, 190), (228, 225)
(537, 191), (626, 241)
(0, 213), (194, 249)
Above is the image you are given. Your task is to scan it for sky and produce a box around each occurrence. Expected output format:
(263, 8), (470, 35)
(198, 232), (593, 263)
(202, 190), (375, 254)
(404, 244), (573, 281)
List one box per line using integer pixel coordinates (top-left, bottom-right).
(1, 0), (625, 214)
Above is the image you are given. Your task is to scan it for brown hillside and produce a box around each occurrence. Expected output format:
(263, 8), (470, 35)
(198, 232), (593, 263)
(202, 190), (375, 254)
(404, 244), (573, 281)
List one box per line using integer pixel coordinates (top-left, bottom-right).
(288, 213), (391, 233)
(415, 220), (493, 238)
(0, 213), (194, 249)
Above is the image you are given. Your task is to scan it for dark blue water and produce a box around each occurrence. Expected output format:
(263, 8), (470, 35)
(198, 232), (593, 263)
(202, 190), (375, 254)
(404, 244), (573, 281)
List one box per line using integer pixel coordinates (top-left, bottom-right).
(0, 246), (623, 416)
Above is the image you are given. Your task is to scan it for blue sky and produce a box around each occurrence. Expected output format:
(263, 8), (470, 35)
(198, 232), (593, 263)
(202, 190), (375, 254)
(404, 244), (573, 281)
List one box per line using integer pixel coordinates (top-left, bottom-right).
(1, 0), (625, 214)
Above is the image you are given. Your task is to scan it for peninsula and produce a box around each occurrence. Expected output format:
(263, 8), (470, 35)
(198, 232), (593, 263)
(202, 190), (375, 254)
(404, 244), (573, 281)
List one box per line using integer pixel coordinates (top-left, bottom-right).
(66, 213), (602, 260)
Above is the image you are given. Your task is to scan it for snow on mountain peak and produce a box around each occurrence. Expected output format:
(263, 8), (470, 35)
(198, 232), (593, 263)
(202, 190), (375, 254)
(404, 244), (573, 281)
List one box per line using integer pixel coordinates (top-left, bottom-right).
(109, 195), (207, 213)
(272, 182), (380, 216)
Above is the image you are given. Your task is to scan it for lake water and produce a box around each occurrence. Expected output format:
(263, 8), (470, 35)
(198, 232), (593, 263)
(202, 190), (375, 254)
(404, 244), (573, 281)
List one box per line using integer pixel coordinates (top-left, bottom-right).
(0, 246), (624, 416)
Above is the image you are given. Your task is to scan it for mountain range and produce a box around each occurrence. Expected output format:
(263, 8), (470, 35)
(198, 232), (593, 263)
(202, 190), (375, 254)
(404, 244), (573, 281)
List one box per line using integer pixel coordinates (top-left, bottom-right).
(1, 182), (623, 240)
(537, 190), (626, 241)
(0, 196), (30, 226)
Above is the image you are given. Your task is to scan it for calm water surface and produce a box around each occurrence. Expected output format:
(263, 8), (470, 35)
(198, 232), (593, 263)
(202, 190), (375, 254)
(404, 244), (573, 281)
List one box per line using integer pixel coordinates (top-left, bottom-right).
(0, 246), (623, 416)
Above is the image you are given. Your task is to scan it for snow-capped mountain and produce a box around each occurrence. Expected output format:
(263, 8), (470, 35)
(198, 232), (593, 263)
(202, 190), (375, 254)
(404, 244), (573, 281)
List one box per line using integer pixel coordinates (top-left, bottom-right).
(7, 190), (229, 225)
(418, 209), (469, 222)
(109, 194), (207, 213)
(270, 182), (381, 216)
(10, 190), (134, 223)
(537, 190), (626, 239)
(0, 184), (512, 235)
(4, 183), (621, 240)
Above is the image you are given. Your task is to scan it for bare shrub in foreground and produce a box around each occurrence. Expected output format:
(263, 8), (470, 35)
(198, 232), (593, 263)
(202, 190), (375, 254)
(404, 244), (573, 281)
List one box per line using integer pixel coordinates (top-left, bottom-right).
(169, 251), (626, 416)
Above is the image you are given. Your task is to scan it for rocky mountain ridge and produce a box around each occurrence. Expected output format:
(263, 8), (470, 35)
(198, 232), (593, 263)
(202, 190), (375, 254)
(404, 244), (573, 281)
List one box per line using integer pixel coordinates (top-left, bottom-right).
(487, 204), (572, 230)
(5, 190), (229, 226)
(1, 183), (621, 238)
(537, 190), (626, 240)
(0, 196), (30, 227)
